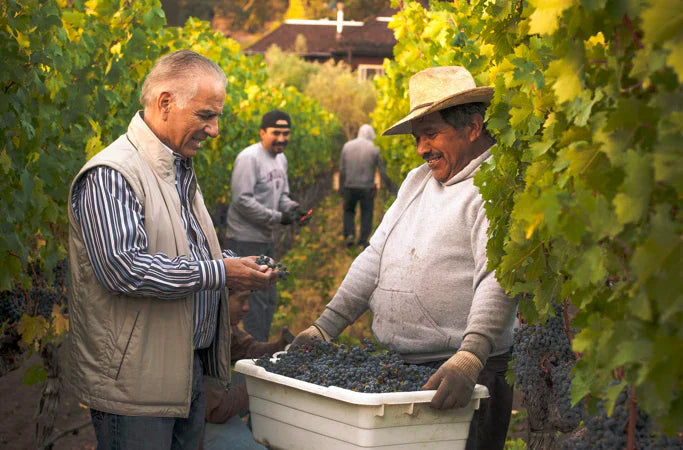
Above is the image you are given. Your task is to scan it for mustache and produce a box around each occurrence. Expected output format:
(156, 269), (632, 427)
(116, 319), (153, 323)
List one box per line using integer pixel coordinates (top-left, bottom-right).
(422, 151), (441, 161)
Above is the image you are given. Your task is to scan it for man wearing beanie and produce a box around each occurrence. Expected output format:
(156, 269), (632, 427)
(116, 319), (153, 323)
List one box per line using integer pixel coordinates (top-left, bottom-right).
(225, 110), (307, 341)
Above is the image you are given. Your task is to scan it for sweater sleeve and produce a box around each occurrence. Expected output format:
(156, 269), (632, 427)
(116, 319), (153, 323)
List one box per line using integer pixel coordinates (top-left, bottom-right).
(231, 152), (282, 225)
(204, 381), (249, 424)
(460, 202), (518, 364)
(277, 155), (298, 213)
(230, 326), (286, 361)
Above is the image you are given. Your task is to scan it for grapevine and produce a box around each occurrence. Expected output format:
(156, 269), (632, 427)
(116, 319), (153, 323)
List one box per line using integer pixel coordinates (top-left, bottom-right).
(374, 0), (682, 439)
(256, 339), (436, 393)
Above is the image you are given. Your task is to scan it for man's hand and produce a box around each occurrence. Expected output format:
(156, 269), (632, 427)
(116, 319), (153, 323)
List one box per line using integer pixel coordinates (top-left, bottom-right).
(422, 351), (483, 409)
(223, 256), (278, 292)
(279, 210), (296, 225)
(278, 326), (295, 348)
(291, 324), (332, 348)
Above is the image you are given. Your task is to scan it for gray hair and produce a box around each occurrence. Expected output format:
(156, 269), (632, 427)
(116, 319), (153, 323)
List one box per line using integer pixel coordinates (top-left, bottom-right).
(439, 102), (490, 136)
(140, 49), (227, 109)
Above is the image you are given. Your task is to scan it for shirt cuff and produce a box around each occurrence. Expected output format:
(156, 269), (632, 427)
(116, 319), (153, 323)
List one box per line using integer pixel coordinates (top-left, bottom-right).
(198, 259), (226, 290)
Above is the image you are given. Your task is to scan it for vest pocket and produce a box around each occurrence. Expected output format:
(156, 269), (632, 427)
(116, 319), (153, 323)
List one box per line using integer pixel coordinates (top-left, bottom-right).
(106, 310), (140, 380)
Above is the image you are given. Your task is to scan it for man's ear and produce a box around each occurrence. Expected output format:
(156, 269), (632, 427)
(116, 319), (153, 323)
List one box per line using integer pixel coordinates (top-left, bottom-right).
(467, 114), (484, 142)
(157, 91), (173, 120)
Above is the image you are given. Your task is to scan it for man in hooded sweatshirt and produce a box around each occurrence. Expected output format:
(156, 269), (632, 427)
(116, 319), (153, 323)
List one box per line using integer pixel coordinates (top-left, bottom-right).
(339, 124), (385, 248)
(293, 66), (518, 450)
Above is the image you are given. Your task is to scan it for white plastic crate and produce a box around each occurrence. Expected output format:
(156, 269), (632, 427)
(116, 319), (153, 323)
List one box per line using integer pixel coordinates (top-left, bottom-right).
(234, 357), (489, 449)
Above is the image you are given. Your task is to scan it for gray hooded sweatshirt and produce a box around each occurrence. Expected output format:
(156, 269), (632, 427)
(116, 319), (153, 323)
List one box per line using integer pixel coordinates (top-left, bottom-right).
(316, 149), (518, 364)
(339, 124), (381, 189)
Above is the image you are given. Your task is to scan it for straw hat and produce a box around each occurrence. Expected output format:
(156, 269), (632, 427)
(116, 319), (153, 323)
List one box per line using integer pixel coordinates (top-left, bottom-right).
(382, 66), (494, 136)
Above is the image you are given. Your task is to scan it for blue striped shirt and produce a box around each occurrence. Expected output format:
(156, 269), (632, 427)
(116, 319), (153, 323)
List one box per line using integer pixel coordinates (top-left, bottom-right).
(72, 155), (229, 349)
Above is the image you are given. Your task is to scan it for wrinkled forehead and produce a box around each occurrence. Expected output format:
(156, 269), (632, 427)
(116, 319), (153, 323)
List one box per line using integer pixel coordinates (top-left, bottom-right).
(411, 111), (448, 133)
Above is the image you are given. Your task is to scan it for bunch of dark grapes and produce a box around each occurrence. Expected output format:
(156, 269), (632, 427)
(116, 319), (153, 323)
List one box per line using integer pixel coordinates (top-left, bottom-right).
(255, 255), (289, 280)
(563, 387), (683, 449)
(512, 307), (583, 431)
(0, 287), (64, 324)
(255, 339), (436, 393)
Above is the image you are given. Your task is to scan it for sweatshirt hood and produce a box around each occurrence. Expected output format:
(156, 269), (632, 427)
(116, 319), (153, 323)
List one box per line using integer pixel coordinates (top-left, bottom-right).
(357, 124), (376, 141)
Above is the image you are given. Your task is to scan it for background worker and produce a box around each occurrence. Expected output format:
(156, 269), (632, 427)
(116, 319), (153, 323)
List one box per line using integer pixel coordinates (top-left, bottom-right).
(293, 66), (518, 450)
(203, 288), (289, 450)
(339, 124), (386, 249)
(225, 110), (309, 341)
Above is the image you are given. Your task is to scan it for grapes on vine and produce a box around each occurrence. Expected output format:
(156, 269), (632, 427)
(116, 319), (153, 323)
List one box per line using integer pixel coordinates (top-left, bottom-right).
(563, 387), (683, 450)
(255, 339), (436, 393)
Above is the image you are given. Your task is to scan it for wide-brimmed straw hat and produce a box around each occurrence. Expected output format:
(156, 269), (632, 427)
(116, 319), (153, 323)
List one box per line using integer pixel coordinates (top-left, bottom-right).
(382, 66), (494, 136)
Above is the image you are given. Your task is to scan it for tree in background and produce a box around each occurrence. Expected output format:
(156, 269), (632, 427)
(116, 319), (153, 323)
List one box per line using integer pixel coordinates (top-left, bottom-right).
(343, 0), (391, 21)
(215, 0), (288, 33)
(265, 43), (377, 141)
(304, 60), (377, 140)
(265, 43), (320, 92)
(161, 0), (218, 26)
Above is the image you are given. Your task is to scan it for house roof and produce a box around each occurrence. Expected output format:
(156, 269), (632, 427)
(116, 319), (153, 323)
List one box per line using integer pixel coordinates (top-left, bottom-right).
(245, 15), (397, 59)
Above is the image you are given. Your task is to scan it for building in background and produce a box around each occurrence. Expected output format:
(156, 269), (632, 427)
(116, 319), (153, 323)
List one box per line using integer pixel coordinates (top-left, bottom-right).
(245, 5), (397, 81)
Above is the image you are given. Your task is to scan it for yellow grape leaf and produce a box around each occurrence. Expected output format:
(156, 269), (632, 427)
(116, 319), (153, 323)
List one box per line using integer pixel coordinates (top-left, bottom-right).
(664, 36), (683, 82)
(528, 0), (575, 36)
(110, 41), (122, 56)
(547, 58), (582, 104)
(526, 213), (544, 239)
(17, 315), (48, 345)
(585, 32), (606, 47)
(51, 305), (69, 335)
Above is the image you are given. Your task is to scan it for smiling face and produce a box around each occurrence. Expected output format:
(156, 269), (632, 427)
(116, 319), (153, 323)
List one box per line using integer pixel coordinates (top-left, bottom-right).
(260, 125), (290, 155)
(160, 73), (226, 158)
(229, 290), (250, 326)
(411, 111), (481, 183)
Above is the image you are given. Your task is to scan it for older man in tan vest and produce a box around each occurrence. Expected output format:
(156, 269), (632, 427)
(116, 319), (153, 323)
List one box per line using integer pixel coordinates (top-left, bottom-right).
(65, 50), (279, 449)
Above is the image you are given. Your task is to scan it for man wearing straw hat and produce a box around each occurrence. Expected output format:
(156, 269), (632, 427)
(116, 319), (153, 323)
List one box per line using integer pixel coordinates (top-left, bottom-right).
(293, 66), (518, 449)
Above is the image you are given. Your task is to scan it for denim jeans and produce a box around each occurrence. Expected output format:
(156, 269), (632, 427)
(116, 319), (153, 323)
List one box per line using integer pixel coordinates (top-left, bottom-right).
(225, 239), (277, 342)
(342, 187), (375, 246)
(465, 351), (513, 450)
(203, 415), (267, 450)
(90, 354), (206, 450)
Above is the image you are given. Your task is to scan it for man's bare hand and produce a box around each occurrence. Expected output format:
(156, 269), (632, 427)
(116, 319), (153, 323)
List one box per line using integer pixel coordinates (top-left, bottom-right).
(223, 256), (278, 292)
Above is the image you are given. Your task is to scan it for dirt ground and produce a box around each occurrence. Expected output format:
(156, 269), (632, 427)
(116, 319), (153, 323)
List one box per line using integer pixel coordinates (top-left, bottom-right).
(0, 353), (95, 450)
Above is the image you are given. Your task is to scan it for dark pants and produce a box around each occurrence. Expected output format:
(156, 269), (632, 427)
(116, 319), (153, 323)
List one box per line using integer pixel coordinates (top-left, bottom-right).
(465, 351), (514, 450)
(342, 187), (374, 246)
(225, 238), (277, 342)
(90, 354), (206, 450)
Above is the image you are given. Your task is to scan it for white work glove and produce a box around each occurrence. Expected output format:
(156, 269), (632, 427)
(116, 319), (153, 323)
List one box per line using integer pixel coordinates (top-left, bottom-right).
(291, 324), (333, 348)
(422, 351), (483, 409)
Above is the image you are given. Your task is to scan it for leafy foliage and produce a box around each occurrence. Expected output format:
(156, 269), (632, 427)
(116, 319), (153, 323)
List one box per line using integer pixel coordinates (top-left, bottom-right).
(265, 46), (377, 141)
(374, 0), (681, 437)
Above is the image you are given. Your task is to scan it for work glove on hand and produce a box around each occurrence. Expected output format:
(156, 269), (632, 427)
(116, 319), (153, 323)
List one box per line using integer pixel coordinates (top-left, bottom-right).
(291, 324), (332, 348)
(279, 209), (297, 225)
(422, 351), (483, 410)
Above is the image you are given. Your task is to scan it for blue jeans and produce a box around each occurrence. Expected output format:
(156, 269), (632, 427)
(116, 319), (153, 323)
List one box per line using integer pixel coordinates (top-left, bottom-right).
(90, 354), (206, 450)
(225, 239), (277, 342)
(203, 415), (266, 450)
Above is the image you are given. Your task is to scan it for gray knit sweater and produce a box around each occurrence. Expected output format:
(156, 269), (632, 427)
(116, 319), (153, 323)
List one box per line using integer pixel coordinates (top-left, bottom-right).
(316, 149), (517, 364)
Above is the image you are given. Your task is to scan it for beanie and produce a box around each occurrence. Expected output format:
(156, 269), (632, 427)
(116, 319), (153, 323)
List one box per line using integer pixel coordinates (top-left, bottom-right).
(260, 110), (291, 129)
